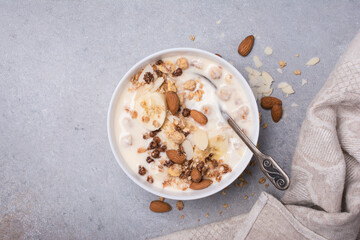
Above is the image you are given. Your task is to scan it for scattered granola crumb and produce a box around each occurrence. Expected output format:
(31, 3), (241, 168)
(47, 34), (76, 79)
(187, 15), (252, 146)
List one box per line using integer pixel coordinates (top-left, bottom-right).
(137, 147), (147, 153)
(259, 177), (266, 184)
(277, 68), (283, 74)
(294, 70), (301, 75)
(250, 160), (256, 167)
(306, 57), (320, 66)
(216, 19), (222, 24)
(264, 46), (273, 56)
(197, 219), (200, 222)
(205, 213), (209, 218)
(176, 201), (184, 210)
(181, 215), (184, 219)
(244, 195), (248, 199)
(253, 56), (263, 68)
(296, 54), (299, 57)
(265, 183), (269, 188)
(291, 103), (298, 107)
(302, 79), (308, 86)
(221, 191), (227, 196)
(190, 35), (195, 41)
(219, 211), (223, 215)
(251, 193), (255, 196)
(279, 60), (287, 68)
(159, 197), (165, 201)
(223, 204), (229, 210)
(262, 123), (268, 129)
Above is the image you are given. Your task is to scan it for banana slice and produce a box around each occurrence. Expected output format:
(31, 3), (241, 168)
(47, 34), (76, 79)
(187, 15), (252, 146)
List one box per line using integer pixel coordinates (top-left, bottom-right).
(134, 92), (167, 131)
(209, 134), (229, 159)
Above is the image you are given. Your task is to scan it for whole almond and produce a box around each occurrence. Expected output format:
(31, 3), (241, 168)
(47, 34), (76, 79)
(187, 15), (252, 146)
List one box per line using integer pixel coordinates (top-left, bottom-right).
(190, 168), (202, 183)
(190, 110), (208, 125)
(238, 35), (255, 57)
(261, 97), (282, 109)
(190, 179), (213, 190)
(149, 200), (171, 213)
(166, 91), (180, 115)
(166, 150), (186, 164)
(271, 104), (282, 122)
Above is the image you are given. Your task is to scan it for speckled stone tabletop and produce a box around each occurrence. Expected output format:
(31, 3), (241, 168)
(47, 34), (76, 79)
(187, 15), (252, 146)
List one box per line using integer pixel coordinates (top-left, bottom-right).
(1, 1), (359, 239)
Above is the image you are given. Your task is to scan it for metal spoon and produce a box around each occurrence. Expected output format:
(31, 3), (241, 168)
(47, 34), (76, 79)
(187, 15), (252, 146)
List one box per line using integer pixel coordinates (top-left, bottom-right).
(197, 73), (290, 190)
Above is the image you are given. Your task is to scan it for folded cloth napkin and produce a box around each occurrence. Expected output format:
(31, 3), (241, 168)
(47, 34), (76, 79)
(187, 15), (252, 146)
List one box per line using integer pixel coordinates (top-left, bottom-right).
(153, 31), (360, 240)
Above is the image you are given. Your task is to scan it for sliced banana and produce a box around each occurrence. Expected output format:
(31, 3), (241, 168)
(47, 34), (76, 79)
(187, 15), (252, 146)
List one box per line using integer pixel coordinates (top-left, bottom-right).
(182, 139), (194, 160)
(193, 129), (208, 151)
(209, 134), (229, 159)
(134, 92), (167, 131)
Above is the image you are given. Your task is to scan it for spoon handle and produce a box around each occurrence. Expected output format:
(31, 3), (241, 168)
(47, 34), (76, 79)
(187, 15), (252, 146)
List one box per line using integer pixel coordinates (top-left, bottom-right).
(222, 111), (290, 190)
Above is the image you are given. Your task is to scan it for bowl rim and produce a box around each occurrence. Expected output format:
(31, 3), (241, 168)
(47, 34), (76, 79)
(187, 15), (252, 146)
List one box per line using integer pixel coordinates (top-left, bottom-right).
(107, 47), (259, 200)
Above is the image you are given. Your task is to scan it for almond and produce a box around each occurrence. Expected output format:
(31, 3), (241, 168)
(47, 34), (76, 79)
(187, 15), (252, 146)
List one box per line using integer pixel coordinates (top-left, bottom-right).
(166, 150), (186, 164)
(166, 91), (180, 115)
(238, 35), (255, 57)
(271, 104), (282, 122)
(191, 168), (202, 183)
(190, 179), (213, 190)
(190, 110), (208, 125)
(261, 97), (282, 109)
(149, 200), (171, 213)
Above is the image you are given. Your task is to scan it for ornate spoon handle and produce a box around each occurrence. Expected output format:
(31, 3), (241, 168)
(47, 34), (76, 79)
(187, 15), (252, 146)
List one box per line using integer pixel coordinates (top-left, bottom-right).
(222, 110), (290, 190)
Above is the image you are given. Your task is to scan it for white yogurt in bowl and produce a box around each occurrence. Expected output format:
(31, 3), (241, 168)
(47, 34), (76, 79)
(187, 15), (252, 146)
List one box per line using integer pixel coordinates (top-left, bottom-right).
(108, 48), (259, 200)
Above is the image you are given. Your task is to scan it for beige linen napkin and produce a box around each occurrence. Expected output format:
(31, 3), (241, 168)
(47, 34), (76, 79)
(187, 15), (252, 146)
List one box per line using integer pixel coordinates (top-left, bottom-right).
(154, 31), (360, 240)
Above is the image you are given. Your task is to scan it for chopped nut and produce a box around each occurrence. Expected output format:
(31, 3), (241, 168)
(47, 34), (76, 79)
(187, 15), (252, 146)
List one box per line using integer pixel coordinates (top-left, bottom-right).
(244, 169), (252, 176)
(182, 108), (190, 117)
(222, 191), (226, 196)
(244, 195), (248, 199)
(183, 80), (196, 91)
(176, 201), (184, 210)
(262, 123), (268, 129)
(172, 68), (183, 77)
(205, 213), (209, 218)
(146, 156), (154, 163)
(176, 57), (189, 70)
(131, 111), (138, 119)
(251, 192), (255, 196)
(219, 211), (222, 215)
(294, 70), (301, 75)
(137, 147), (147, 153)
(279, 60), (287, 68)
(181, 215), (184, 219)
(223, 204), (229, 209)
(147, 175), (154, 183)
(190, 35), (195, 41)
(259, 177), (266, 184)
(144, 72), (154, 84)
(159, 196), (165, 201)
(295, 54), (299, 57)
(197, 219), (200, 222)
(142, 115), (150, 123)
(138, 166), (146, 175)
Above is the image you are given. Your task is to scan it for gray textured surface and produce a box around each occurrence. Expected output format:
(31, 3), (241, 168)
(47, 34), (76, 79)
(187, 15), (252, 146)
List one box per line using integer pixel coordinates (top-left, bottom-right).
(1, 1), (359, 239)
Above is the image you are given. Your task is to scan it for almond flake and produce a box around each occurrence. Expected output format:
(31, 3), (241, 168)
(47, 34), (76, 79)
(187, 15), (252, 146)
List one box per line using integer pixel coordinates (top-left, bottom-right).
(253, 56), (263, 68)
(264, 46), (273, 55)
(262, 72), (274, 86)
(291, 103), (298, 107)
(296, 54), (299, 57)
(278, 82), (295, 97)
(301, 79), (308, 86)
(216, 19), (222, 24)
(245, 66), (261, 76)
(306, 57), (320, 66)
(277, 68), (283, 74)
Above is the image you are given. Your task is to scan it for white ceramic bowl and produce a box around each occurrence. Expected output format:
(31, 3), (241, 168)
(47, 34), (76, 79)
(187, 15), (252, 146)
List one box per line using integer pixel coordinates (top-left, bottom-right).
(107, 48), (259, 200)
